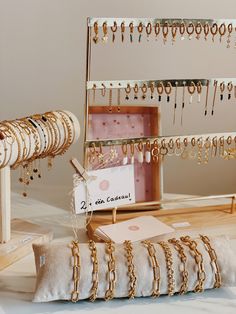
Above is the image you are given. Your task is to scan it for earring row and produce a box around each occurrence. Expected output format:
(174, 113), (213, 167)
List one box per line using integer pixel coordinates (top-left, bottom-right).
(93, 21), (236, 48)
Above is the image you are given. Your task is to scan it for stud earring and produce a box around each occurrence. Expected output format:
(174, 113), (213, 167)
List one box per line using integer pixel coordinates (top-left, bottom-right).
(164, 81), (172, 102)
(179, 22), (186, 40)
(211, 80), (218, 116)
(157, 81), (164, 102)
(93, 21), (99, 43)
(122, 142), (128, 165)
(210, 23), (218, 42)
(173, 81), (178, 124)
(137, 141), (144, 163)
(145, 140), (151, 163)
(102, 22), (108, 43)
(203, 22), (210, 41)
(227, 81), (233, 100)
(162, 22), (169, 44)
(129, 22), (134, 43)
(219, 23), (226, 43)
(187, 81), (196, 104)
(187, 22), (194, 40)
(195, 22), (202, 40)
(196, 81), (202, 103)
(125, 83), (131, 100)
(141, 83), (148, 100)
(111, 21), (118, 43)
(133, 83), (139, 100)
(146, 22), (152, 41)
(121, 21), (125, 43)
(219, 81), (225, 101)
(154, 22), (160, 40)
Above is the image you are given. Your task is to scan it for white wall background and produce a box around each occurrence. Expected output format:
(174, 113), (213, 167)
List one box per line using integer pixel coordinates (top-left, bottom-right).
(0, 0), (236, 209)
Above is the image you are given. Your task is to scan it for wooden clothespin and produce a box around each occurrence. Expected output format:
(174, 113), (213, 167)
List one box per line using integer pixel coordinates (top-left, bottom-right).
(70, 158), (89, 181)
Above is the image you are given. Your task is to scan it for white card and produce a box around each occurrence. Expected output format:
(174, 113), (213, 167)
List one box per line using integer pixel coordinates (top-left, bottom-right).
(74, 165), (135, 214)
(95, 216), (175, 243)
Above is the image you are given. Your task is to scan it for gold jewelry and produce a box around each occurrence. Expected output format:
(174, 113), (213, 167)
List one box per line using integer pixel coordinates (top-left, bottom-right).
(227, 81), (233, 100)
(204, 80), (210, 116)
(211, 80), (218, 115)
(164, 81), (172, 102)
(125, 83), (131, 100)
(227, 23), (233, 48)
(181, 81), (186, 125)
(117, 87), (121, 112)
(197, 137), (203, 164)
(121, 21), (125, 43)
(173, 81), (178, 124)
(145, 140), (151, 163)
(219, 136), (225, 158)
(146, 22), (152, 41)
(102, 22), (108, 43)
(88, 240), (99, 302)
(168, 238), (189, 295)
(142, 240), (161, 297)
(108, 83), (113, 113)
(160, 138), (168, 160)
(186, 22), (194, 40)
(137, 140), (144, 163)
(210, 23), (218, 42)
(189, 137), (196, 160)
(157, 81), (164, 102)
(92, 84), (96, 105)
(122, 142), (128, 165)
(130, 141), (135, 164)
(162, 22), (169, 44)
(138, 22), (143, 42)
(203, 22), (210, 41)
(199, 235), (222, 289)
(111, 21), (117, 43)
(204, 137), (211, 164)
(158, 241), (175, 296)
(101, 83), (106, 97)
(105, 242), (116, 301)
(175, 137), (183, 156)
(129, 22), (134, 43)
(181, 137), (189, 159)
(219, 23), (226, 42)
(124, 240), (136, 299)
(171, 22), (177, 44)
(154, 22), (160, 40)
(197, 81), (202, 103)
(179, 22), (186, 40)
(167, 138), (175, 156)
(141, 83), (148, 100)
(195, 22), (202, 40)
(151, 139), (160, 162)
(133, 83), (139, 100)
(180, 236), (206, 293)
(219, 81), (225, 101)
(211, 136), (218, 158)
(187, 81), (196, 104)
(150, 81), (155, 99)
(70, 240), (80, 302)
(93, 21), (99, 44)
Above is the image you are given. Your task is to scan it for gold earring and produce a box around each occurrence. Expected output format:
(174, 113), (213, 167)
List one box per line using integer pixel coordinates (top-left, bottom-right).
(137, 141), (144, 163)
(102, 22), (108, 43)
(157, 81), (164, 102)
(203, 22), (210, 41)
(167, 138), (175, 156)
(152, 140), (160, 163)
(108, 83), (113, 113)
(92, 84), (96, 105)
(145, 140), (151, 163)
(211, 80), (218, 116)
(227, 23), (233, 48)
(189, 137), (196, 159)
(210, 23), (218, 42)
(219, 23), (226, 43)
(125, 83), (131, 100)
(187, 81), (196, 104)
(219, 81), (225, 101)
(133, 83), (139, 100)
(122, 142), (128, 165)
(175, 138), (183, 156)
(164, 82), (172, 102)
(146, 22), (152, 41)
(117, 85), (121, 112)
(179, 22), (186, 40)
(197, 137), (203, 165)
(181, 137), (189, 159)
(150, 82), (155, 100)
(154, 22), (160, 40)
(121, 21), (125, 43)
(204, 137), (211, 164)
(138, 22), (144, 42)
(173, 81), (178, 124)
(171, 23), (177, 45)
(141, 83), (148, 100)
(227, 81), (233, 100)
(130, 141), (135, 164)
(160, 139), (168, 160)
(195, 22), (202, 40)
(101, 83), (106, 97)
(219, 136), (225, 158)
(211, 136), (218, 158)
(129, 22), (134, 43)
(93, 21), (99, 43)
(162, 22), (169, 44)
(186, 22), (194, 40)
(196, 81), (202, 103)
(111, 21), (118, 43)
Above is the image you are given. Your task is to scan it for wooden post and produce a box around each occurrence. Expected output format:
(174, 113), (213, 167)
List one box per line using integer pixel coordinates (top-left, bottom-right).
(0, 166), (11, 243)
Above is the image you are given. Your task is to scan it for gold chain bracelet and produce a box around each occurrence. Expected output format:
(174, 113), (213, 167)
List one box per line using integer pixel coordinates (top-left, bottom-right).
(199, 234), (222, 288)
(168, 238), (189, 294)
(158, 241), (175, 296)
(105, 241), (116, 301)
(142, 240), (161, 297)
(124, 240), (136, 299)
(180, 236), (206, 293)
(88, 240), (99, 302)
(70, 240), (80, 303)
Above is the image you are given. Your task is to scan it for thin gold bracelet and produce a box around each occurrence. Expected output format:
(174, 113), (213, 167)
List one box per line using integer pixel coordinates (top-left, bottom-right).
(88, 240), (99, 302)
(124, 240), (136, 299)
(105, 241), (116, 301)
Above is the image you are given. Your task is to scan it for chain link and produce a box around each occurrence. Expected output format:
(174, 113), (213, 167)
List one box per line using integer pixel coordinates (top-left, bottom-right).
(88, 240), (99, 302)
(158, 241), (175, 296)
(105, 241), (116, 301)
(200, 234), (222, 289)
(142, 240), (161, 297)
(124, 240), (137, 299)
(70, 240), (80, 303)
(180, 236), (206, 293)
(168, 238), (189, 294)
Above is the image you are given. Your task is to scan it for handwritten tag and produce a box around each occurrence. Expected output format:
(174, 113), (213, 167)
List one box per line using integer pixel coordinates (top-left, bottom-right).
(74, 165), (135, 214)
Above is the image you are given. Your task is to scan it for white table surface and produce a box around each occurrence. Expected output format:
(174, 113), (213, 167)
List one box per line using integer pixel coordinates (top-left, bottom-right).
(0, 193), (236, 314)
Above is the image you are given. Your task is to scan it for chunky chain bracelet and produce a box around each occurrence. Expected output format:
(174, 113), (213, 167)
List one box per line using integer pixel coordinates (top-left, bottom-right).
(70, 240), (80, 303)
(88, 240), (99, 302)
(124, 240), (137, 299)
(105, 241), (116, 301)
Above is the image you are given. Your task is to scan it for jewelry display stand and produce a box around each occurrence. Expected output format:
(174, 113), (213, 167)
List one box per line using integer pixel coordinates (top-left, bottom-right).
(82, 17), (236, 240)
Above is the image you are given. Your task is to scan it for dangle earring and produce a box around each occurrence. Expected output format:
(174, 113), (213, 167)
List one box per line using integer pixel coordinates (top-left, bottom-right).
(152, 140), (160, 163)
(204, 137), (211, 164)
(227, 81), (233, 100)
(197, 137), (203, 165)
(93, 21), (99, 43)
(162, 22), (169, 44)
(211, 136), (218, 158)
(121, 21), (125, 43)
(133, 83), (139, 100)
(195, 22), (202, 40)
(210, 23), (218, 42)
(145, 140), (151, 163)
(179, 22), (186, 40)
(160, 139), (168, 161)
(122, 142), (128, 165)
(219, 81), (225, 101)
(102, 22), (108, 43)
(129, 22), (134, 43)
(171, 23), (177, 45)
(164, 81), (172, 102)
(141, 83), (148, 100)
(97, 142), (104, 164)
(108, 83), (113, 113)
(189, 137), (197, 160)
(227, 23), (233, 48)
(167, 138), (175, 156)
(117, 86), (121, 112)
(219, 136), (225, 158)
(175, 138), (183, 156)
(204, 80), (210, 116)
(219, 23), (226, 43)
(196, 81), (202, 103)
(187, 22), (194, 40)
(125, 83), (131, 100)
(137, 141), (144, 163)
(187, 81), (196, 104)
(154, 22), (160, 40)
(111, 21), (118, 43)
(181, 81), (186, 125)
(157, 81), (164, 102)
(150, 82), (155, 99)
(146, 22), (152, 41)
(173, 81), (178, 124)
(203, 22), (210, 41)
(138, 22), (143, 42)
(92, 84), (97, 105)
(181, 137), (189, 159)
(211, 80), (218, 116)
(130, 141), (135, 164)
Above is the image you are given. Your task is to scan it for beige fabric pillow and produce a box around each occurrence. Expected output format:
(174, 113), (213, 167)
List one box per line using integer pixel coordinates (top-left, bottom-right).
(32, 236), (236, 302)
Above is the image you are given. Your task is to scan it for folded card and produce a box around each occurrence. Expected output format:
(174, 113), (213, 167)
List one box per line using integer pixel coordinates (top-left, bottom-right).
(74, 165), (135, 214)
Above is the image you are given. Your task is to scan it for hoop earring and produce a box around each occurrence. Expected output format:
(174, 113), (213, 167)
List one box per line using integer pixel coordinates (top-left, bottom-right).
(162, 22), (169, 44)
(152, 140), (160, 163)
(186, 22), (194, 40)
(164, 82), (172, 102)
(210, 23), (218, 42)
(171, 23), (177, 45)
(203, 22), (210, 41)
(111, 21), (118, 43)
(146, 22), (152, 41)
(121, 21), (125, 43)
(219, 23), (226, 43)
(102, 22), (108, 43)
(179, 22), (186, 40)
(93, 21), (99, 44)
(154, 22), (160, 40)
(187, 81), (196, 104)
(157, 81), (164, 102)
(227, 23), (233, 48)
(195, 22), (202, 40)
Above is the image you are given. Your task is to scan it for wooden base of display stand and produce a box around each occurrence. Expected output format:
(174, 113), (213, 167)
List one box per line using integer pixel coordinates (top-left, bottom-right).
(87, 202), (236, 242)
(0, 218), (53, 271)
